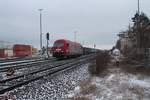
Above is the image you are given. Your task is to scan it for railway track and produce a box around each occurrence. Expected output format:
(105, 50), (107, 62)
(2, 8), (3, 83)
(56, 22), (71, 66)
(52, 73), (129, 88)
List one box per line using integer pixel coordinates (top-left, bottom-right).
(0, 56), (43, 63)
(0, 54), (96, 94)
(0, 56), (49, 67)
(0, 57), (56, 72)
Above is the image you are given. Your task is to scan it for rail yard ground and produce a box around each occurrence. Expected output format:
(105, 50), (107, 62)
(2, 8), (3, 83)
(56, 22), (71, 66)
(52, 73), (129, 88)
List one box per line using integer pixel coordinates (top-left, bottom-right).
(67, 59), (150, 100)
(0, 55), (94, 99)
(10, 62), (91, 99)
(1, 54), (150, 100)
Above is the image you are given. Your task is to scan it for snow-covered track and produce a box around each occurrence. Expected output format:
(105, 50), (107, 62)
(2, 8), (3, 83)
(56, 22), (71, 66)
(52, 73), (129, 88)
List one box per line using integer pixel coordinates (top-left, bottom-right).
(0, 54), (96, 94)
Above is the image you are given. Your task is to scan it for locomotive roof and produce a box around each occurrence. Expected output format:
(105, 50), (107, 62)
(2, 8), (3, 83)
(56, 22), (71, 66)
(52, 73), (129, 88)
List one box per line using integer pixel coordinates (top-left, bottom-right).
(54, 39), (82, 46)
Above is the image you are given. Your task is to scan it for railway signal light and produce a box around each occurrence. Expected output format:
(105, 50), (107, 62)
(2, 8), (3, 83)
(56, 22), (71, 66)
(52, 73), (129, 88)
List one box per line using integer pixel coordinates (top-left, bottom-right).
(46, 32), (49, 40)
(46, 32), (50, 58)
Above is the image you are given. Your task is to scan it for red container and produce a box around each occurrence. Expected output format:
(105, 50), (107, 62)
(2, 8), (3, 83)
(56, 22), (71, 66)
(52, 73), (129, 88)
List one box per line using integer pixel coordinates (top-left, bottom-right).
(0, 49), (6, 58)
(13, 44), (31, 51)
(13, 44), (32, 57)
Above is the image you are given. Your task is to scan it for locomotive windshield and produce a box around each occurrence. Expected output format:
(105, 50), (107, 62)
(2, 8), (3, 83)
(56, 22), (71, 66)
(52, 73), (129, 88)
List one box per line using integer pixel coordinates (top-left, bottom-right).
(53, 42), (64, 47)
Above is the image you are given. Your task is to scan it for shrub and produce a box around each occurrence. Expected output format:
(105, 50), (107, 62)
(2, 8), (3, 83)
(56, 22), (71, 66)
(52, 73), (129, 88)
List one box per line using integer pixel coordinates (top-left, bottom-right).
(88, 51), (110, 76)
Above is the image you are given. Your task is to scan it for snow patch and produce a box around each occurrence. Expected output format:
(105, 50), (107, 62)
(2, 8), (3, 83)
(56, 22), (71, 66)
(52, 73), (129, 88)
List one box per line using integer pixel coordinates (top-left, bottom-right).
(130, 79), (150, 88)
(106, 74), (115, 81)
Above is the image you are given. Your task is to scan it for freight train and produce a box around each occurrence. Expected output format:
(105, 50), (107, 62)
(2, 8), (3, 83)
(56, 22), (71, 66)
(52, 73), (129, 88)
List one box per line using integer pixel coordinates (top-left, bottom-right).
(51, 39), (99, 58)
(0, 44), (37, 58)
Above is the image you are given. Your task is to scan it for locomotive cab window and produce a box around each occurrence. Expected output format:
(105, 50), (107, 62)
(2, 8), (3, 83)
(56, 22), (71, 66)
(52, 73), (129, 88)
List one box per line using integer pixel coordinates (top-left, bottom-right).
(53, 43), (64, 47)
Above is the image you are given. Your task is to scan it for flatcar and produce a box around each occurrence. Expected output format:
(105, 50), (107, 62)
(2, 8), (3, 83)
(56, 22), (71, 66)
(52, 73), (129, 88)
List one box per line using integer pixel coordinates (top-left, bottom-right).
(51, 39), (83, 58)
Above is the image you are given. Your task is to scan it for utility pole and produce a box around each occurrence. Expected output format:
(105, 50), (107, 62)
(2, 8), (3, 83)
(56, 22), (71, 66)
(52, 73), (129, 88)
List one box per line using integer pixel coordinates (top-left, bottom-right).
(46, 32), (50, 58)
(137, 0), (140, 48)
(136, 0), (142, 59)
(94, 44), (96, 49)
(38, 9), (43, 51)
(138, 0), (140, 15)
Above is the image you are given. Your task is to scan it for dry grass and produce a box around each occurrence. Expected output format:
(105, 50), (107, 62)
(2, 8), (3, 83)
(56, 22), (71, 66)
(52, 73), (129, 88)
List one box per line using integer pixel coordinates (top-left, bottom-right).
(88, 51), (110, 76)
(120, 64), (150, 76)
(78, 78), (97, 95)
(69, 78), (96, 100)
(70, 96), (91, 100)
(80, 84), (97, 95)
(129, 85), (144, 99)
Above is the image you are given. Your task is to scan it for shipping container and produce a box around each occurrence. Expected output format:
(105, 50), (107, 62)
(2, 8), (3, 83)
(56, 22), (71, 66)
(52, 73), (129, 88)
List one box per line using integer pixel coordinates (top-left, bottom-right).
(31, 47), (37, 55)
(0, 43), (36, 58)
(0, 49), (5, 58)
(13, 44), (31, 51)
(6, 49), (13, 57)
(13, 51), (31, 57)
(13, 44), (32, 57)
(0, 49), (13, 58)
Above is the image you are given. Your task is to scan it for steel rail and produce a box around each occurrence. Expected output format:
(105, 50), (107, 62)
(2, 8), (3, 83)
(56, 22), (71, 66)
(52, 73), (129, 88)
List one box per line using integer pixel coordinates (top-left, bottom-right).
(0, 54), (95, 94)
(0, 58), (56, 72)
(0, 56), (42, 63)
(0, 59), (76, 83)
(0, 58), (46, 66)
(0, 54), (94, 83)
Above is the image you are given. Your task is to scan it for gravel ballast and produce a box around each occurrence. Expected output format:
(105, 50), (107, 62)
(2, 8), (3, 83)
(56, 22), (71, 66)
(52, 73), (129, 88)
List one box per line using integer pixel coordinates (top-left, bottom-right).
(13, 63), (90, 100)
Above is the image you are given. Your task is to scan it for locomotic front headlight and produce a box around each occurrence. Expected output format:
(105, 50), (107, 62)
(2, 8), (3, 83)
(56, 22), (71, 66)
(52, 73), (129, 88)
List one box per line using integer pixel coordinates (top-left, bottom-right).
(66, 50), (69, 52)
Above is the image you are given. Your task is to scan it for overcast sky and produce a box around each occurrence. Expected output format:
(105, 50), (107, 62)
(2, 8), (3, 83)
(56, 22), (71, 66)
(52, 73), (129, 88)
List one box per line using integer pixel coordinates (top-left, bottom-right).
(0, 0), (150, 49)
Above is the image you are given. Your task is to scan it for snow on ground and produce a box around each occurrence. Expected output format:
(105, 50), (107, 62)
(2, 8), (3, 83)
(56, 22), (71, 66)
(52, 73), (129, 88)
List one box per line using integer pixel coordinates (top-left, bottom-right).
(13, 63), (90, 100)
(67, 67), (150, 100)
(3, 59), (150, 100)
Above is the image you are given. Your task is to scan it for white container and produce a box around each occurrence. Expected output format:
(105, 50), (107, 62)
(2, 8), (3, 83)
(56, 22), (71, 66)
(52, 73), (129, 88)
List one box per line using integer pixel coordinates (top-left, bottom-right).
(5, 49), (13, 57)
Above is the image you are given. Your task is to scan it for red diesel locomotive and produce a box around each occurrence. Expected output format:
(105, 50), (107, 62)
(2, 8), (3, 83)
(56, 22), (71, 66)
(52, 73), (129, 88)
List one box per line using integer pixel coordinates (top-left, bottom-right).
(51, 39), (83, 58)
